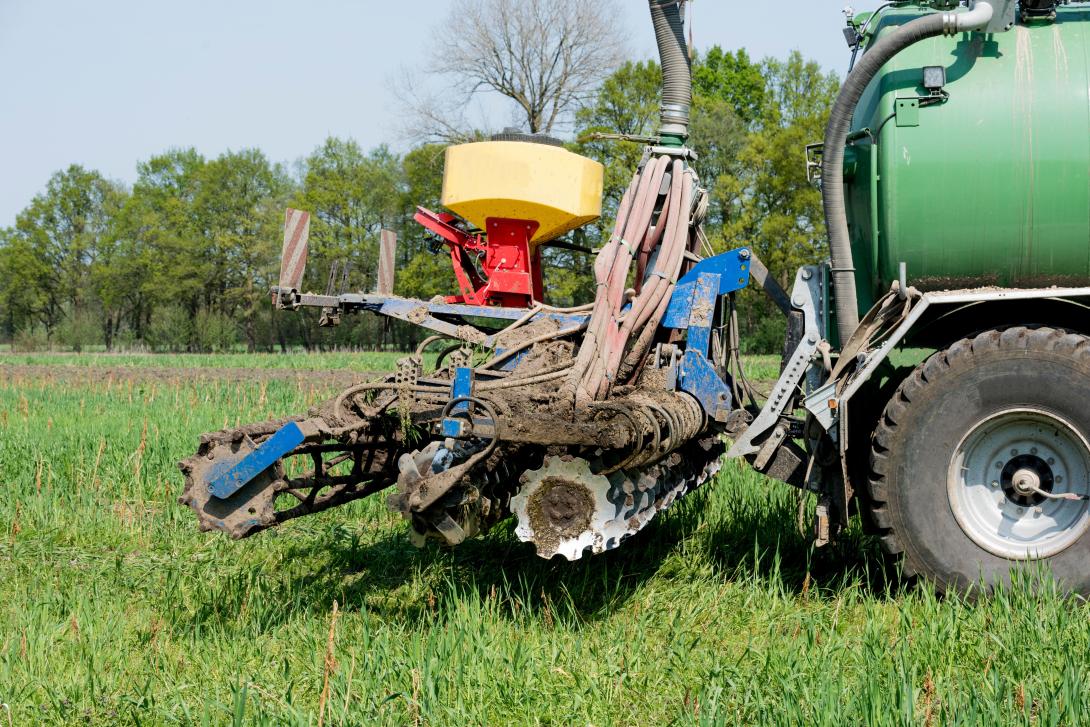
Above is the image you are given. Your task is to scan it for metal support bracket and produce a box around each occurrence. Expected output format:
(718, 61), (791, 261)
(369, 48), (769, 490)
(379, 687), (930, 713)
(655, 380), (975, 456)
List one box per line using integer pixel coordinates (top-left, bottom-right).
(665, 271), (734, 420)
(727, 265), (824, 458)
(662, 247), (752, 330)
(269, 288), (590, 351)
(441, 367), (476, 437)
(982, 0), (1017, 33)
(206, 422), (305, 500)
(657, 247), (753, 423)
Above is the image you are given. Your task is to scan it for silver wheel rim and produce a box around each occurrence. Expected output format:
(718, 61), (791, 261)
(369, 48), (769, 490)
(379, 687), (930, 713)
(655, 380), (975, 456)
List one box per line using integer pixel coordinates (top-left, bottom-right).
(948, 408), (1090, 560)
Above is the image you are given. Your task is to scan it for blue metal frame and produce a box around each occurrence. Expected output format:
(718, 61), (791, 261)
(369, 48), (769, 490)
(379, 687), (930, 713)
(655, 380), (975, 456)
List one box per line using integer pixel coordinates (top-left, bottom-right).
(662, 247), (751, 330)
(661, 247), (752, 422)
(206, 422), (305, 499)
(441, 367), (477, 437)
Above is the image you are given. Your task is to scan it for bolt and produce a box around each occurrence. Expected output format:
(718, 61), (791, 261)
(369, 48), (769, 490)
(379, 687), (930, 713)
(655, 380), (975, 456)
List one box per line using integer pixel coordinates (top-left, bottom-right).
(1048, 457), (1055, 465)
(1018, 507), (1025, 515)
(801, 268), (813, 280)
(991, 480), (999, 488)
(807, 333), (818, 344)
(793, 295), (805, 307)
(1011, 449), (1019, 456)
(996, 462), (1003, 469)
(1035, 507), (1043, 515)
(1057, 475), (1064, 484)
(739, 249), (751, 260)
(1031, 447), (1038, 455)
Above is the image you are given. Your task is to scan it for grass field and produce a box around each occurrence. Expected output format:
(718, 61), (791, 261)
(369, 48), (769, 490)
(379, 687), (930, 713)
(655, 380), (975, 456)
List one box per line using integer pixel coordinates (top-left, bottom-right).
(1, 353), (1088, 725)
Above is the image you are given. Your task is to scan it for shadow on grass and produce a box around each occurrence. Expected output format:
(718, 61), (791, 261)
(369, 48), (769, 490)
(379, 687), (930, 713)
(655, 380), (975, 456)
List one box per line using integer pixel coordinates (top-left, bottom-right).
(693, 467), (905, 600)
(176, 466), (906, 634)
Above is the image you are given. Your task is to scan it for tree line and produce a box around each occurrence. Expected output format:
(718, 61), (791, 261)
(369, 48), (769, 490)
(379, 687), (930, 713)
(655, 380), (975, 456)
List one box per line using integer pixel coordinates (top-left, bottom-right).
(0, 47), (837, 353)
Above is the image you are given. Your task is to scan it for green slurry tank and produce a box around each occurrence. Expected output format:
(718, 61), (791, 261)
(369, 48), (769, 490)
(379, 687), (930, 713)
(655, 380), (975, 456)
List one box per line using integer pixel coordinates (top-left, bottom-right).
(845, 2), (1090, 313)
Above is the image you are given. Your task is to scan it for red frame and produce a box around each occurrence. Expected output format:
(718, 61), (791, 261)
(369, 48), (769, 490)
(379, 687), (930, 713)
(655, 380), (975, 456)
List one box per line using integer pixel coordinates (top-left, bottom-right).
(414, 207), (542, 308)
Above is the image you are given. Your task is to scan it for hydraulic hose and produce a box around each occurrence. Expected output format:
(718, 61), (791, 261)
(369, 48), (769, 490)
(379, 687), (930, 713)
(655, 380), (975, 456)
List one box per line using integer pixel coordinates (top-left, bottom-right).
(648, 0), (691, 141)
(822, 1), (993, 344)
(565, 156), (697, 408)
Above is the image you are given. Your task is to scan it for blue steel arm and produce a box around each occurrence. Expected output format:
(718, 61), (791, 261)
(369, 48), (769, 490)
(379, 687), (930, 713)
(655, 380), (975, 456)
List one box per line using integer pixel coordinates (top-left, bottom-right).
(206, 422), (306, 499)
(661, 247), (752, 422)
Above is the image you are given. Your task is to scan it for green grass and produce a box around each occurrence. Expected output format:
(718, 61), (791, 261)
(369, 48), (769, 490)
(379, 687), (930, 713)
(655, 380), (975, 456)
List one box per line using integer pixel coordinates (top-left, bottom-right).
(0, 351), (417, 372)
(1, 363), (1088, 725)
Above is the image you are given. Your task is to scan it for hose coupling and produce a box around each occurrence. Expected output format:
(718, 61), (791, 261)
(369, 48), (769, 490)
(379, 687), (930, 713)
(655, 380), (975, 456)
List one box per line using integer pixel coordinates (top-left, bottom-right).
(942, 12), (959, 35)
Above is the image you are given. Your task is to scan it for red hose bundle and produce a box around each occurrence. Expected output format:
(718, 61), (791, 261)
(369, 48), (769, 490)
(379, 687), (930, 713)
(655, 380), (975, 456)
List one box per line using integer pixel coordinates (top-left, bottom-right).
(565, 155), (697, 409)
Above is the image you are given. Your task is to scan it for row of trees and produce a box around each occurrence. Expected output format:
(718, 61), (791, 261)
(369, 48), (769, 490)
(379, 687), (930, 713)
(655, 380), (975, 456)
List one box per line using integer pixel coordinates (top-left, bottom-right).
(0, 46), (837, 353)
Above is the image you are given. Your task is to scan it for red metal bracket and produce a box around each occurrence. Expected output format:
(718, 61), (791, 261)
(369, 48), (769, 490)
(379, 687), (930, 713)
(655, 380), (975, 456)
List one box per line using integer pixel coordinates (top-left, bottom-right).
(415, 207), (541, 308)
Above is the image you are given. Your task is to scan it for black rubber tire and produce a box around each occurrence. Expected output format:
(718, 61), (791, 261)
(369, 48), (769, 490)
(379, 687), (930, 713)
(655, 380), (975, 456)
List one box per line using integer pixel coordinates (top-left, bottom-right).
(868, 326), (1090, 595)
(489, 131), (564, 147)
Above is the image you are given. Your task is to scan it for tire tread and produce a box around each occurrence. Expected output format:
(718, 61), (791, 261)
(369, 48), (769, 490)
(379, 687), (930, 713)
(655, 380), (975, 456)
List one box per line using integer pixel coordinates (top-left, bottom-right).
(866, 325), (1084, 583)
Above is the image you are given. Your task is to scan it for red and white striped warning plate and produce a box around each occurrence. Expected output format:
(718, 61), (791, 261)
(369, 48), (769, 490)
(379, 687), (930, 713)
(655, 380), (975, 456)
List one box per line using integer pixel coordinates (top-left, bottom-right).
(279, 208), (310, 292)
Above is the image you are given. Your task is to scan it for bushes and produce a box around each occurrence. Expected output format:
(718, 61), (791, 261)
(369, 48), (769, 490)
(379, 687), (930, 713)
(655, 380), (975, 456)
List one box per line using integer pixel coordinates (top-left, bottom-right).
(11, 326), (49, 352)
(742, 313), (787, 355)
(145, 306), (191, 352)
(55, 309), (102, 352)
(193, 308), (238, 353)
(146, 306), (240, 352)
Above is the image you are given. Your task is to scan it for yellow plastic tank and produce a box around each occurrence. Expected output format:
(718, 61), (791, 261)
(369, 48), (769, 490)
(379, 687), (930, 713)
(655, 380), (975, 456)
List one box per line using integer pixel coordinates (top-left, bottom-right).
(441, 141), (604, 245)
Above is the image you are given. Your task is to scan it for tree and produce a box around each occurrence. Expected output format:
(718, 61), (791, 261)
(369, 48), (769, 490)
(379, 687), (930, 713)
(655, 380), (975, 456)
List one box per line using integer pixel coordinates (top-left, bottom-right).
(715, 51), (839, 349)
(717, 52), (838, 272)
(0, 228), (50, 338)
(692, 48), (767, 124)
(7, 165), (127, 338)
(124, 148), (208, 332)
(195, 149), (292, 351)
(574, 60), (662, 239)
(397, 144), (456, 302)
(403, 0), (625, 139)
(292, 139), (402, 296)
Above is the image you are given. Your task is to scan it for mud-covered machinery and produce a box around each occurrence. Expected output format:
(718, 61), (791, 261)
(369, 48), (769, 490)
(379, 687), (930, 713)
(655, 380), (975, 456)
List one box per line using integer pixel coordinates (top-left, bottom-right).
(183, 0), (1090, 594)
(179, 0), (762, 560)
(179, 130), (752, 559)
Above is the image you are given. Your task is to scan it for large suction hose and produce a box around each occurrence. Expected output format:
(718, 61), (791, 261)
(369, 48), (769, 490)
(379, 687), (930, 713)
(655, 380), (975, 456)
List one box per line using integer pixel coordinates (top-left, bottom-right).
(648, 0), (692, 141)
(822, 1), (993, 344)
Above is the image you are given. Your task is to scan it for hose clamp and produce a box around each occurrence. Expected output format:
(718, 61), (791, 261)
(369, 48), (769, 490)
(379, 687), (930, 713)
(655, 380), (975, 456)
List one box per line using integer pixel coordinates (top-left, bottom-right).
(660, 102), (691, 123)
(942, 12), (958, 35)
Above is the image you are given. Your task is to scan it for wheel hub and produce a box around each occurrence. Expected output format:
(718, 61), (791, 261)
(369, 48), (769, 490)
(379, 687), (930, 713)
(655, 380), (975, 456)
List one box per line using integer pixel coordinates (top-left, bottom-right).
(1002, 455), (1053, 505)
(948, 408), (1090, 560)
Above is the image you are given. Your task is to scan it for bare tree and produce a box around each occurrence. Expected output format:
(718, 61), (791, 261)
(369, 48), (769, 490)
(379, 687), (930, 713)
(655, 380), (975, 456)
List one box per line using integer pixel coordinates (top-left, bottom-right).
(399, 0), (626, 140)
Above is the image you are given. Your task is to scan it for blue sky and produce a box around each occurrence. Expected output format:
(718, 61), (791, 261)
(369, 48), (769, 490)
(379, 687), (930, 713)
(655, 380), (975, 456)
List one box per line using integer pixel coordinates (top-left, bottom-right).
(0, 1), (861, 227)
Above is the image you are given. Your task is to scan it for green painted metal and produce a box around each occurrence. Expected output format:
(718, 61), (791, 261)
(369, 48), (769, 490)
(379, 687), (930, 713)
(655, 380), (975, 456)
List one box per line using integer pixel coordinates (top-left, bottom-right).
(844, 3), (1090, 314)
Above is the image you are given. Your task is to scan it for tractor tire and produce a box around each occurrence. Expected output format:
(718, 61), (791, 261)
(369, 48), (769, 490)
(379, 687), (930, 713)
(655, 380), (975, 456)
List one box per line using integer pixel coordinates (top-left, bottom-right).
(868, 326), (1090, 595)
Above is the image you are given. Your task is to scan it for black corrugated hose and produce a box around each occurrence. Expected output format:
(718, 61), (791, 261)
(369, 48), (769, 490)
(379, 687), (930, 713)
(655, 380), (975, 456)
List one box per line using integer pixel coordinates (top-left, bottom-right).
(821, 11), (947, 344)
(648, 0), (691, 140)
